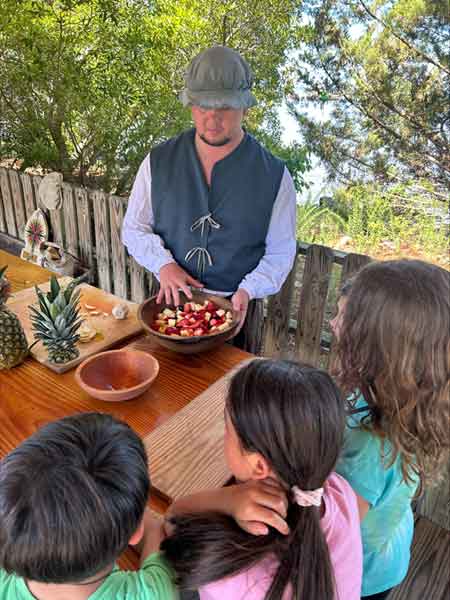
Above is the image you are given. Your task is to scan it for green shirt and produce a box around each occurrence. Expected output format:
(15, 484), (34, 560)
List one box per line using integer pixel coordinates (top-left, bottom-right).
(0, 553), (178, 600)
(336, 395), (418, 596)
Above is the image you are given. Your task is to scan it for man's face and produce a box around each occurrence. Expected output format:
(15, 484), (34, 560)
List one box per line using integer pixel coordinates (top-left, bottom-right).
(191, 106), (245, 147)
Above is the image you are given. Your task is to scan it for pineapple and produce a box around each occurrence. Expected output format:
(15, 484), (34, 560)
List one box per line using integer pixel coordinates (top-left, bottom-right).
(30, 276), (83, 364)
(0, 266), (29, 369)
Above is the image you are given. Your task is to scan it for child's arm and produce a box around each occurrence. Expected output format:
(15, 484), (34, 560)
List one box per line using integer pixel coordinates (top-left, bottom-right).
(166, 479), (289, 536)
(356, 492), (370, 521)
(135, 508), (166, 566)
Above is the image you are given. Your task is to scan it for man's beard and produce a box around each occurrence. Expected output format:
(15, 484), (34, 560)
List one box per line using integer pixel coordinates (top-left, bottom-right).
(199, 133), (232, 147)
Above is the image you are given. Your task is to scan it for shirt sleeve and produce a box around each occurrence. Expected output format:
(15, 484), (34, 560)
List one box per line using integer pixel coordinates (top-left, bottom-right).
(335, 424), (386, 507)
(238, 167), (297, 300)
(122, 155), (175, 276)
(140, 552), (179, 599)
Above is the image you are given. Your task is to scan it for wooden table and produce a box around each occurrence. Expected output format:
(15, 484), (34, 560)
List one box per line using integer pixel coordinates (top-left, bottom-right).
(0, 248), (55, 293)
(0, 251), (250, 568)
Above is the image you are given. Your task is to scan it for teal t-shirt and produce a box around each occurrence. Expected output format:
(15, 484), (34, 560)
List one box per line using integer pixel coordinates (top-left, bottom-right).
(0, 553), (178, 600)
(336, 395), (419, 596)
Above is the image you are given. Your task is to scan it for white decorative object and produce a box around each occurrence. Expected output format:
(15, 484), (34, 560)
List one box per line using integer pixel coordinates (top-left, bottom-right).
(20, 209), (49, 263)
(39, 172), (63, 210)
(112, 303), (129, 320)
(36, 241), (79, 277)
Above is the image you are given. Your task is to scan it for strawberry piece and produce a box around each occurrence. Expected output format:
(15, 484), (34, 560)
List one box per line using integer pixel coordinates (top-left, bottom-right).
(193, 327), (205, 336)
(177, 318), (191, 328)
(184, 303), (192, 313)
(205, 301), (216, 312)
(166, 327), (178, 335)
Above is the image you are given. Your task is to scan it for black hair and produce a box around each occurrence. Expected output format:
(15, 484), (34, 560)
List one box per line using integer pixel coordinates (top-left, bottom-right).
(0, 412), (149, 583)
(162, 359), (345, 600)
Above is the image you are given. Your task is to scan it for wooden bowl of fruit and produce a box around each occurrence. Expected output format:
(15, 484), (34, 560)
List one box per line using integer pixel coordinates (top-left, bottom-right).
(138, 291), (240, 354)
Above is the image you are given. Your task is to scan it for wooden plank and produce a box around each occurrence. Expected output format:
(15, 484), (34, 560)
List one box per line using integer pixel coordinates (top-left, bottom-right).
(236, 299), (264, 355)
(8, 170), (27, 240)
(328, 252), (372, 369)
(339, 252), (371, 285)
(49, 208), (64, 248)
(388, 517), (450, 600)
(264, 254), (298, 358)
(74, 187), (93, 271)
(143, 364), (251, 500)
(109, 195), (128, 299)
(0, 173), (6, 233)
(0, 168), (17, 238)
(61, 183), (79, 258)
(0, 248), (53, 291)
(20, 172), (37, 219)
(128, 255), (147, 303)
(415, 459), (450, 531)
(295, 244), (334, 366)
(31, 174), (43, 208)
(9, 281), (142, 374)
(92, 189), (112, 293)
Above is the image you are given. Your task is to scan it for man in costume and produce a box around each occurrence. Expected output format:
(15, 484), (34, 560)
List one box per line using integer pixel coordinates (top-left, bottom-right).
(122, 46), (297, 347)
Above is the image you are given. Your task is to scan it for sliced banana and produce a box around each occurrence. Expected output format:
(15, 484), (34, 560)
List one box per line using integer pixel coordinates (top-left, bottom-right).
(78, 322), (97, 343)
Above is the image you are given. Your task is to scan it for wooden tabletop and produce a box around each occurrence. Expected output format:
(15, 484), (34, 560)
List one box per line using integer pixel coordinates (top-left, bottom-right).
(0, 250), (250, 568)
(0, 248), (54, 293)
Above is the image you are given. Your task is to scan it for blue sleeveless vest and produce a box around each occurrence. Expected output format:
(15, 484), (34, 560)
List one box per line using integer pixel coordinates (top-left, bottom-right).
(150, 128), (284, 292)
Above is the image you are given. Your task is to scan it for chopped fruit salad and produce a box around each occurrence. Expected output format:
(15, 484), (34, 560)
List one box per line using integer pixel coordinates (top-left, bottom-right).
(151, 300), (233, 337)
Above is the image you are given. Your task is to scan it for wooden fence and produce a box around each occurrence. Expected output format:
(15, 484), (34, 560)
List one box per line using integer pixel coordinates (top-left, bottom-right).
(0, 165), (448, 531)
(0, 166), (371, 366)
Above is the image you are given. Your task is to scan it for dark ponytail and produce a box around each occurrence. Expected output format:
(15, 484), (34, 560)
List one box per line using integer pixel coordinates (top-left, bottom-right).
(162, 360), (345, 600)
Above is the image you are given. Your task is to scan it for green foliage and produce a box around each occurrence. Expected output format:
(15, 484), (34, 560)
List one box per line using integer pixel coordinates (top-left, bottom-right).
(0, 0), (305, 192)
(290, 0), (449, 193)
(296, 200), (345, 244)
(329, 182), (449, 263)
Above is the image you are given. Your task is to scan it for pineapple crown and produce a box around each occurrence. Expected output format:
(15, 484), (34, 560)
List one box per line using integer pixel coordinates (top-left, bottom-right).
(0, 266), (12, 306)
(29, 276), (83, 353)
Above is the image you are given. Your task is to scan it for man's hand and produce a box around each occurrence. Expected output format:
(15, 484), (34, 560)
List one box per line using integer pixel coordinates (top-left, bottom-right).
(227, 479), (289, 536)
(231, 288), (250, 333)
(157, 262), (203, 306)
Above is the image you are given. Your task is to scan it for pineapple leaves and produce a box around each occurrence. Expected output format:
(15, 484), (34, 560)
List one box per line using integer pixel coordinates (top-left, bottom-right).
(29, 277), (83, 362)
(50, 276), (60, 301)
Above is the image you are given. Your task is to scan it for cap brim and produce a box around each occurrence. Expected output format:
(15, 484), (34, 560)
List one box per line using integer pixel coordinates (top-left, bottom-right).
(180, 88), (257, 109)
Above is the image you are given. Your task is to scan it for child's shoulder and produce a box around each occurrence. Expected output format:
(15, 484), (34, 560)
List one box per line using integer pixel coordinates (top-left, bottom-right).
(96, 553), (178, 600)
(0, 569), (29, 600)
(324, 472), (359, 521)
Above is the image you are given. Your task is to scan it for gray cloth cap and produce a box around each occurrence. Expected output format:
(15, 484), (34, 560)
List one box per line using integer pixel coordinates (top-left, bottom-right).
(180, 46), (257, 109)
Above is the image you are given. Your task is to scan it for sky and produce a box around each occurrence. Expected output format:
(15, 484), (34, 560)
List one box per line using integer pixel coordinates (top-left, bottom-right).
(278, 101), (330, 204)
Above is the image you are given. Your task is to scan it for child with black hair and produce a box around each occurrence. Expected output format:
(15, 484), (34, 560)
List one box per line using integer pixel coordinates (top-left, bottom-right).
(162, 360), (363, 600)
(0, 412), (177, 600)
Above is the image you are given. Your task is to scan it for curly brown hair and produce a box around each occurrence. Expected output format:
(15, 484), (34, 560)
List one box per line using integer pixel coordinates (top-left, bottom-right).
(336, 259), (450, 492)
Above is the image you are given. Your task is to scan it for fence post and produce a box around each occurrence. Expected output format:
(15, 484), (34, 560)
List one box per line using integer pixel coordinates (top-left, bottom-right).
(109, 195), (128, 300)
(295, 244), (334, 366)
(264, 253), (298, 358)
(0, 168), (17, 238)
(8, 170), (26, 240)
(328, 252), (371, 368)
(92, 190), (112, 294)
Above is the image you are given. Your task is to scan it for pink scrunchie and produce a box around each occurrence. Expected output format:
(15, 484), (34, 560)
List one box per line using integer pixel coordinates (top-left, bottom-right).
(292, 485), (324, 507)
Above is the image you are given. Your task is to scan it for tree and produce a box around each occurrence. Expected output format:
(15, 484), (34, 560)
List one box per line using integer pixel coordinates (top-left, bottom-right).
(0, 0), (308, 192)
(290, 0), (450, 195)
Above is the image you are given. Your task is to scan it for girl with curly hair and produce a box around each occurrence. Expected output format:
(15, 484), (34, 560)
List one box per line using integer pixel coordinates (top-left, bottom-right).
(330, 259), (450, 600)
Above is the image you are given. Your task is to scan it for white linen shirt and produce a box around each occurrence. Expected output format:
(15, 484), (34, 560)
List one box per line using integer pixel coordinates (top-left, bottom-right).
(122, 155), (297, 300)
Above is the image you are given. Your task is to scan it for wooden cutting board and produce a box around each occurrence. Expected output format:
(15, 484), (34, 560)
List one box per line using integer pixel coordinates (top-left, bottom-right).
(8, 280), (143, 373)
(144, 361), (250, 501)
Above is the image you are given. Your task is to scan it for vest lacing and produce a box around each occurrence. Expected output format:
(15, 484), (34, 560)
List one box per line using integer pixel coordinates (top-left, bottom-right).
(185, 213), (221, 277)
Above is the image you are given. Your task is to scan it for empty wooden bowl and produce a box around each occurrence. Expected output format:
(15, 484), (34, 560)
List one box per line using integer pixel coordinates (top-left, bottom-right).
(138, 291), (240, 354)
(75, 349), (159, 401)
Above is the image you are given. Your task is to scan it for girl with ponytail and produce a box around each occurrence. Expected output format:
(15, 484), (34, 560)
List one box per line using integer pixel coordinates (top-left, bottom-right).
(162, 360), (363, 600)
